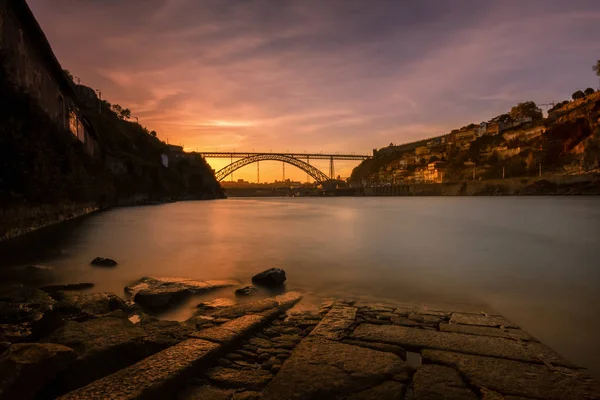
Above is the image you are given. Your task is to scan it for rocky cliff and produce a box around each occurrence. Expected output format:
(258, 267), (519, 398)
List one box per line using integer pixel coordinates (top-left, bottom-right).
(0, 56), (224, 242)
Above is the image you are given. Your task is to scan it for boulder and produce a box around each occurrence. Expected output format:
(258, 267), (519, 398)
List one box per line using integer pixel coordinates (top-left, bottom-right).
(90, 257), (117, 267)
(0, 287), (58, 342)
(0, 343), (76, 400)
(0, 287), (56, 324)
(53, 291), (134, 320)
(235, 286), (258, 297)
(124, 277), (238, 310)
(251, 268), (286, 287)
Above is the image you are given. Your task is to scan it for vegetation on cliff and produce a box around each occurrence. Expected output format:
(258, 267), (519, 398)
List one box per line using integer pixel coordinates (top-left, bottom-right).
(0, 55), (223, 209)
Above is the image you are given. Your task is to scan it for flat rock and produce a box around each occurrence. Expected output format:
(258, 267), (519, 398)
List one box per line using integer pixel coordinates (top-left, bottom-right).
(125, 277), (238, 310)
(197, 298), (238, 310)
(0, 342), (76, 400)
(40, 283), (95, 293)
(347, 381), (406, 400)
(235, 286), (258, 296)
(450, 313), (518, 328)
(341, 339), (406, 358)
(439, 323), (536, 342)
(252, 268), (286, 287)
(262, 337), (405, 400)
(59, 339), (221, 400)
(310, 304), (357, 340)
(412, 364), (478, 400)
(233, 391), (262, 400)
(422, 349), (600, 400)
(40, 317), (149, 396)
(0, 287), (56, 325)
(179, 384), (233, 400)
(191, 315), (267, 345)
(139, 320), (194, 352)
(207, 367), (273, 390)
(53, 291), (132, 319)
(204, 298), (279, 319)
(90, 257), (117, 267)
(351, 324), (573, 367)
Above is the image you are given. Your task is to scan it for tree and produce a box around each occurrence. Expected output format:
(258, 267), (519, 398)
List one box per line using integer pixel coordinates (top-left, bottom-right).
(150, 130), (157, 137)
(584, 88), (595, 96)
(63, 69), (74, 83)
(572, 90), (585, 100)
(509, 101), (543, 121)
(110, 104), (131, 120)
(593, 60), (600, 77)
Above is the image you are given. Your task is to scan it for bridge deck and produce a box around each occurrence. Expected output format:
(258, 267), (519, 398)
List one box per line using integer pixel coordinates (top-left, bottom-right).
(198, 152), (371, 160)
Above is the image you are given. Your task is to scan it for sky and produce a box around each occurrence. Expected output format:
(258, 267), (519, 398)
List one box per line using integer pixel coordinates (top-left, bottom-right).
(28, 0), (600, 182)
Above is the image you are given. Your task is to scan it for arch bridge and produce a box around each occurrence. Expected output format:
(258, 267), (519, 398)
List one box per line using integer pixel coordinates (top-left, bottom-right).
(198, 152), (371, 183)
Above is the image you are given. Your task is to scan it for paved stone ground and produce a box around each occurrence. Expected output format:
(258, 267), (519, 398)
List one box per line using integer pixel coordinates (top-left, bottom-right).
(59, 297), (600, 400)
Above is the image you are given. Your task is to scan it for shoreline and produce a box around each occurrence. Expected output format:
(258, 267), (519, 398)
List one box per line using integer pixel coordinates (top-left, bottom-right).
(1, 279), (599, 399)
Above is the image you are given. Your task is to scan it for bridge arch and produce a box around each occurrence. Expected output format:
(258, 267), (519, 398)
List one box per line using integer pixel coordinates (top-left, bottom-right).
(215, 154), (330, 183)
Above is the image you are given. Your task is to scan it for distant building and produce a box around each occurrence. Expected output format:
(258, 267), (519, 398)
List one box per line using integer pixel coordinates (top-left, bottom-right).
(477, 122), (487, 136)
(0, 0), (97, 157)
(424, 161), (446, 183)
(160, 154), (169, 168)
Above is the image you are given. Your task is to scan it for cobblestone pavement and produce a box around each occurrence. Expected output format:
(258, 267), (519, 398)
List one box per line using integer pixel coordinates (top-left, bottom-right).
(60, 296), (600, 400)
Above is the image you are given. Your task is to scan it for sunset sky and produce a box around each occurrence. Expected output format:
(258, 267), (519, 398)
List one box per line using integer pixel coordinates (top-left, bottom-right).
(29, 0), (600, 182)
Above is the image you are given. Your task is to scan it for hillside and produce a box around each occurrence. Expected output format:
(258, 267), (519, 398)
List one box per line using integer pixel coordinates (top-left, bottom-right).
(351, 93), (600, 185)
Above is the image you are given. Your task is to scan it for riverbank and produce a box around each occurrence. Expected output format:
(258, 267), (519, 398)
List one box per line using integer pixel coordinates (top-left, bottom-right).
(361, 173), (600, 196)
(0, 194), (222, 244)
(1, 277), (599, 399)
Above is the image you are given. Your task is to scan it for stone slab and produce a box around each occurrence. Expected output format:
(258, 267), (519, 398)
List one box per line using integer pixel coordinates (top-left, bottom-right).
(412, 364), (478, 400)
(207, 367), (273, 390)
(440, 323), (536, 342)
(346, 381), (406, 400)
(262, 337), (404, 400)
(59, 339), (220, 400)
(309, 304), (357, 340)
(351, 324), (574, 367)
(179, 384), (233, 400)
(450, 313), (518, 328)
(422, 349), (600, 400)
(189, 327), (240, 344)
(341, 339), (406, 358)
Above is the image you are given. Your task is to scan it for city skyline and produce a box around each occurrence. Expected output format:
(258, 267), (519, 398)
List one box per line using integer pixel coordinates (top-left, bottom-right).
(28, 0), (600, 181)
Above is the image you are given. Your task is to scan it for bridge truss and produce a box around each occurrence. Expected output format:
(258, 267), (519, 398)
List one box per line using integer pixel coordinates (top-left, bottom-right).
(214, 154), (332, 183)
(201, 152), (371, 183)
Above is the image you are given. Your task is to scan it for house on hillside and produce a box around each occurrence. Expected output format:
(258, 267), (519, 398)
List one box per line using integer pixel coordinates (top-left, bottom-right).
(0, 0), (98, 156)
(424, 161), (446, 183)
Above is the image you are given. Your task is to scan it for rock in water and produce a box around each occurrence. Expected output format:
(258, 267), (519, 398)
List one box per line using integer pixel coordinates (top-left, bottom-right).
(124, 277), (239, 310)
(90, 257), (117, 267)
(0, 342), (76, 400)
(252, 268), (286, 287)
(235, 286), (258, 296)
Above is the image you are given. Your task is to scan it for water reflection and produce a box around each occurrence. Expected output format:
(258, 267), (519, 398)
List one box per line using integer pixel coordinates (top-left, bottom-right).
(1, 197), (599, 378)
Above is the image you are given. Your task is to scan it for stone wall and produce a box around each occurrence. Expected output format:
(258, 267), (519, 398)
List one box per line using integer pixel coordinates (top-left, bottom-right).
(0, 202), (99, 243)
(0, 0), (72, 129)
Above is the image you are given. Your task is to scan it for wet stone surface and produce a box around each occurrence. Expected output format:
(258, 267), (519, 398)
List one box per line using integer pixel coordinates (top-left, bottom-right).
(1, 286), (599, 400)
(181, 306), (324, 399)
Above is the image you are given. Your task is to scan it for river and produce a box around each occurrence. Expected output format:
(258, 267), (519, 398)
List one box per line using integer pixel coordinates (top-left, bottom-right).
(1, 197), (600, 377)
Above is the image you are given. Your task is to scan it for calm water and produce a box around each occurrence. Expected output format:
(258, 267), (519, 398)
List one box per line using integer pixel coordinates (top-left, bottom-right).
(2, 197), (600, 377)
